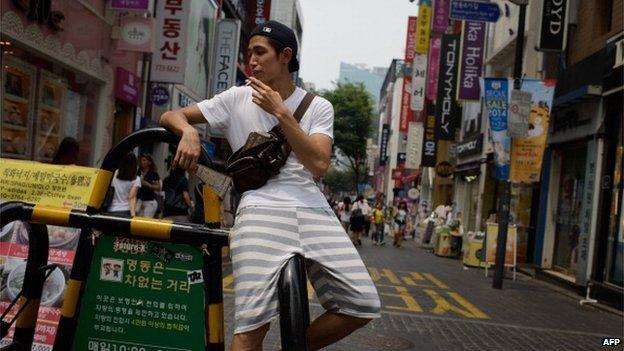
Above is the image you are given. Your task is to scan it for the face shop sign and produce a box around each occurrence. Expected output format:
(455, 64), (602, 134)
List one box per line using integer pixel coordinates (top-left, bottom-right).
(457, 133), (483, 158)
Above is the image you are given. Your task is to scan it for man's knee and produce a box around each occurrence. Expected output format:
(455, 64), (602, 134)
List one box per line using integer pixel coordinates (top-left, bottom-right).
(345, 315), (372, 330)
(232, 323), (270, 351)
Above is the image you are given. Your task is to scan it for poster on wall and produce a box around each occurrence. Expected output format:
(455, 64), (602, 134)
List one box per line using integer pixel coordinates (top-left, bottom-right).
(184, 0), (215, 99)
(509, 79), (556, 183)
(482, 78), (511, 181)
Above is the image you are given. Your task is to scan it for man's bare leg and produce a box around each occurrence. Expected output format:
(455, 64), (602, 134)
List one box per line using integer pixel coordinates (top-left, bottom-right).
(231, 323), (270, 351)
(306, 312), (371, 351)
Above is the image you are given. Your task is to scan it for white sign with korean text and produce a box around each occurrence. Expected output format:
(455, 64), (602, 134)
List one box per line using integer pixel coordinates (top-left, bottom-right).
(507, 89), (532, 138)
(411, 54), (427, 112)
(151, 0), (190, 83)
(406, 122), (424, 169)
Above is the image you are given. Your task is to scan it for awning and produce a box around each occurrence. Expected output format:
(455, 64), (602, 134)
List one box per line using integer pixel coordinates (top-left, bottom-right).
(554, 48), (607, 108)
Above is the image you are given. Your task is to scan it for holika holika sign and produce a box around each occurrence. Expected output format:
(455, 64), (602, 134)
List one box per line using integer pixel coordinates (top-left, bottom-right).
(435, 34), (461, 140)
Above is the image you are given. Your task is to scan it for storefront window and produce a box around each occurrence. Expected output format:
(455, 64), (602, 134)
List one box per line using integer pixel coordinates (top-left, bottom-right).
(553, 144), (587, 276)
(1, 44), (99, 166)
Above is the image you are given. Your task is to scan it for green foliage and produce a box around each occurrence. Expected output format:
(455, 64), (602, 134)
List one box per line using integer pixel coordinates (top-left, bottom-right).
(322, 167), (369, 194)
(321, 82), (375, 193)
(321, 82), (374, 162)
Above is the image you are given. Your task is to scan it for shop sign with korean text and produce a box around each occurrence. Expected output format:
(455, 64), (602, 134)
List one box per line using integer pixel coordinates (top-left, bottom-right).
(118, 17), (154, 52)
(411, 54), (428, 112)
(450, 0), (501, 22)
(111, 0), (150, 11)
(482, 78), (511, 181)
(537, 0), (569, 52)
(432, 0), (450, 33)
(379, 124), (390, 166)
(510, 79), (556, 183)
(73, 236), (206, 351)
(152, 0), (191, 84)
(435, 34), (461, 140)
(415, 0), (432, 54)
(211, 19), (242, 96)
(0, 159), (108, 210)
(421, 113), (437, 167)
(457, 21), (485, 101)
(115, 67), (141, 106)
(427, 36), (442, 101)
(406, 122), (424, 169)
(400, 16), (418, 132)
(576, 139), (599, 285)
(507, 89), (532, 138)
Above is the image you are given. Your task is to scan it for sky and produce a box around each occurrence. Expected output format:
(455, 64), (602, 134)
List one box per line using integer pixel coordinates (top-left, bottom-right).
(298, 0), (420, 91)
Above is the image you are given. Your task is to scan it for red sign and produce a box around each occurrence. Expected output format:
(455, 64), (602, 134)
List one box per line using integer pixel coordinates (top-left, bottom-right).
(392, 168), (403, 180)
(115, 67), (141, 106)
(400, 16), (418, 132)
(247, 0), (272, 32)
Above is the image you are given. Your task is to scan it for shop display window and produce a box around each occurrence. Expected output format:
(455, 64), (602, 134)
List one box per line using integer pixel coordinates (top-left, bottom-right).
(1, 56), (36, 159)
(1, 46), (98, 166)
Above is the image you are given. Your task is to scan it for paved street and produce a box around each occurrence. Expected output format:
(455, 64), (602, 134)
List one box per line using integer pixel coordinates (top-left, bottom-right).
(221, 236), (624, 351)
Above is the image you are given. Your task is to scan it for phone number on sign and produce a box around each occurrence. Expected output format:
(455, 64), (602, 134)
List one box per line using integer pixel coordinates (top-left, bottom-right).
(87, 340), (190, 351)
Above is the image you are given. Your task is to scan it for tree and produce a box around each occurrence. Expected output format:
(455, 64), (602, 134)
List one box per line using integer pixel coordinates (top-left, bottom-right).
(321, 82), (375, 194)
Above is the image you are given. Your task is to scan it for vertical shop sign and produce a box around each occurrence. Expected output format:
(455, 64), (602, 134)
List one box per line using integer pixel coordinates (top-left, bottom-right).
(411, 54), (428, 112)
(115, 68), (141, 106)
(432, 0), (450, 33)
(211, 19), (242, 96)
(510, 79), (556, 182)
(435, 34), (460, 140)
(152, 0), (190, 84)
(537, 0), (569, 51)
(427, 36), (442, 101)
(406, 122), (424, 169)
(247, 0), (272, 32)
(576, 140), (598, 285)
(184, 0), (215, 99)
(118, 17), (154, 52)
(379, 124), (390, 166)
(400, 16), (418, 132)
(457, 21), (485, 100)
(482, 78), (511, 181)
(415, 0), (432, 54)
(421, 113), (437, 167)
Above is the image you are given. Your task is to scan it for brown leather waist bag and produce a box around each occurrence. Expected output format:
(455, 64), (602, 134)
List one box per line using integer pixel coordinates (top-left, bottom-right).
(225, 91), (315, 193)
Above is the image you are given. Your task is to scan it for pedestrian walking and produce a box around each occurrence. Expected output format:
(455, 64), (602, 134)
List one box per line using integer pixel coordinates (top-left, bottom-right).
(136, 153), (161, 218)
(107, 153), (140, 217)
(162, 167), (193, 221)
(371, 202), (385, 245)
(339, 196), (352, 234)
(350, 195), (368, 246)
(159, 20), (379, 350)
(362, 198), (372, 237)
(393, 201), (408, 248)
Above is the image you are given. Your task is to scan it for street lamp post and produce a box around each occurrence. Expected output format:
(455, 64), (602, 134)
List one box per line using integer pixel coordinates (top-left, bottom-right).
(492, 0), (528, 290)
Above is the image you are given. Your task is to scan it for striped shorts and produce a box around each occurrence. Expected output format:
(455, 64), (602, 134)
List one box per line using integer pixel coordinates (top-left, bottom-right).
(230, 206), (381, 334)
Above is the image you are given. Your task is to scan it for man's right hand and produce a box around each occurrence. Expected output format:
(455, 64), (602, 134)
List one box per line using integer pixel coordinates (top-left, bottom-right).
(173, 126), (201, 171)
(160, 105), (207, 172)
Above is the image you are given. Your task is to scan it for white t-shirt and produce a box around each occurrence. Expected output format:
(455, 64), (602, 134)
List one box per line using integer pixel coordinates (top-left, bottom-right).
(108, 171), (141, 212)
(197, 86), (334, 209)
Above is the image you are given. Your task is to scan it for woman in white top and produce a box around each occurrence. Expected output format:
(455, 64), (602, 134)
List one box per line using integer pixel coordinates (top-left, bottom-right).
(339, 196), (352, 232)
(107, 153), (141, 217)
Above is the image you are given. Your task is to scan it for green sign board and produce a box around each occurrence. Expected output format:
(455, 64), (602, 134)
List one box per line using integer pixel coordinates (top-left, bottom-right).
(73, 236), (206, 351)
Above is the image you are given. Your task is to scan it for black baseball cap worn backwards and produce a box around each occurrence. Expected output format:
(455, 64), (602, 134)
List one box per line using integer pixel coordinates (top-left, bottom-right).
(250, 20), (300, 73)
